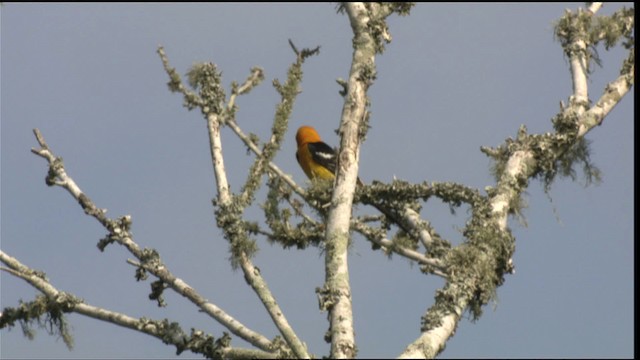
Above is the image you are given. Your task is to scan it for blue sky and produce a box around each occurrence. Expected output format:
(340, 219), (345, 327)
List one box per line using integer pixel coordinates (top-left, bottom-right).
(1, 3), (633, 358)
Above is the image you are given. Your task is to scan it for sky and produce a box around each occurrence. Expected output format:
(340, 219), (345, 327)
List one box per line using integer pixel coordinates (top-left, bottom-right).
(1, 3), (634, 359)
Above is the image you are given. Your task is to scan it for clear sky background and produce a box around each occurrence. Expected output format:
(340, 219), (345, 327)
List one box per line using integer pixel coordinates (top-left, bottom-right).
(1, 3), (634, 359)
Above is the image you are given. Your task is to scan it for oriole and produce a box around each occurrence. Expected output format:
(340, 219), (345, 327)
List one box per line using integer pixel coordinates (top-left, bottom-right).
(295, 126), (339, 182)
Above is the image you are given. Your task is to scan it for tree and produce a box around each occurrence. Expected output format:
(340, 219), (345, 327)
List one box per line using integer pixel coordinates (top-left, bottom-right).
(1, 3), (634, 358)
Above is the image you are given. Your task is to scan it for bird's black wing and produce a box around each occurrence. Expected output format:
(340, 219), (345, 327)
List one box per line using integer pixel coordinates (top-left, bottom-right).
(308, 141), (337, 175)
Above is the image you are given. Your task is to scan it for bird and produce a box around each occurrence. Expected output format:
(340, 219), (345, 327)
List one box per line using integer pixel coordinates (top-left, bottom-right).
(295, 125), (410, 234)
(295, 125), (339, 182)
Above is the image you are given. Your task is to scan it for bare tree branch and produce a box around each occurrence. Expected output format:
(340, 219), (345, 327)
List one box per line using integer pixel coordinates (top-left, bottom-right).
(320, 3), (377, 357)
(399, 2), (634, 357)
(577, 55), (634, 137)
(28, 129), (277, 353)
(160, 47), (312, 358)
(351, 222), (446, 277)
(1, 250), (276, 358)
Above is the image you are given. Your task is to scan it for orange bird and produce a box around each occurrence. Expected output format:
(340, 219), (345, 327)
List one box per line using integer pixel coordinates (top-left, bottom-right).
(295, 126), (340, 181)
